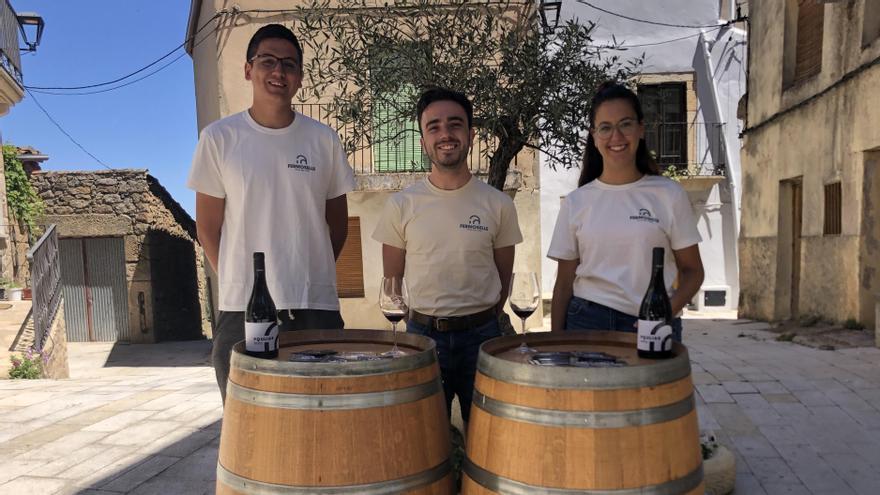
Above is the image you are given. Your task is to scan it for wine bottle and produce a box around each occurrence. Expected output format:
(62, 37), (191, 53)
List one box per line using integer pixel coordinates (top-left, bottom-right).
(245, 252), (279, 359)
(637, 247), (674, 359)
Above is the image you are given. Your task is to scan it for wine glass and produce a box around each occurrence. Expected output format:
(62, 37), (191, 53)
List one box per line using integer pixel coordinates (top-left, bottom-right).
(379, 276), (409, 357)
(509, 272), (540, 353)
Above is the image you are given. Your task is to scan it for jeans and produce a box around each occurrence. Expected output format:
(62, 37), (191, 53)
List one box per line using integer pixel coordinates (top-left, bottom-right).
(212, 309), (344, 404)
(406, 317), (501, 423)
(565, 296), (683, 342)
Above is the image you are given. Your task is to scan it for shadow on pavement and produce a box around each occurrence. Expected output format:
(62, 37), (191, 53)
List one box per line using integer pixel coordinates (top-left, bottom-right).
(101, 340), (213, 368)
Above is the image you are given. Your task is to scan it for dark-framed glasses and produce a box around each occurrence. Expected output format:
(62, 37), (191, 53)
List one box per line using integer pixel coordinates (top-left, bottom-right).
(592, 119), (640, 140)
(249, 53), (301, 72)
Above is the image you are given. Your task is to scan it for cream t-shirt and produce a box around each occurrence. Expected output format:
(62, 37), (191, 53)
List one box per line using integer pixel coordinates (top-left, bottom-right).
(372, 177), (523, 317)
(547, 175), (701, 316)
(187, 111), (356, 311)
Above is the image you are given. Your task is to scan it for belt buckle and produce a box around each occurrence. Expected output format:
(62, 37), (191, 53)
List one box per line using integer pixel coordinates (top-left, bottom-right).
(435, 317), (450, 332)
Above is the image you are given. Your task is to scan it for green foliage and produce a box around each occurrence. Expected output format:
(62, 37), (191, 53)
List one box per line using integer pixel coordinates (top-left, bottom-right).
(293, 0), (642, 189)
(8, 348), (43, 379)
(776, 332), (796, 342)
(2, 145), (44, 235)
(843, 318), (865, 330)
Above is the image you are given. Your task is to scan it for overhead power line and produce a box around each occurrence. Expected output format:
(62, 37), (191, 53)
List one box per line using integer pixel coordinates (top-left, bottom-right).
(24, 11), (223, 91)
(575, 0), (725, 29)
(608, 25), (725, 49)
(25, 88), (112, 170)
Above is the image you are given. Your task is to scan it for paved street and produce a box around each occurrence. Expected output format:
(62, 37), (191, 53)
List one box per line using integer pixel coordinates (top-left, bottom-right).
(1, 318), (879, 494)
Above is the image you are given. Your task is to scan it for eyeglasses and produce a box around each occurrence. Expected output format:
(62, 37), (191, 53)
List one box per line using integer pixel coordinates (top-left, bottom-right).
(249, 53), (301, 73)
(592, 119), (640, 140)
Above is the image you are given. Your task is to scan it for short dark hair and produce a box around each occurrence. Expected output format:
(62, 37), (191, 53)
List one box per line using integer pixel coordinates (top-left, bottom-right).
(578, 81), (659, 187)
(416, 87), (473, 131)
(246, 24), (303, 65)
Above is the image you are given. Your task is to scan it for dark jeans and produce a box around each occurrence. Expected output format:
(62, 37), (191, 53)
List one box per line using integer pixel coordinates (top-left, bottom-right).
(565, 296), (683, 342)
(406, 317), (501, 423)
(213, 309), (344, 404)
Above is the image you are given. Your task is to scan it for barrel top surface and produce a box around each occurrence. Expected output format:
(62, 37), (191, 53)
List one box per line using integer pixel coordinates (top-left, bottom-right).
(478, 331), (691, 389)
(231, 329), (437, 377)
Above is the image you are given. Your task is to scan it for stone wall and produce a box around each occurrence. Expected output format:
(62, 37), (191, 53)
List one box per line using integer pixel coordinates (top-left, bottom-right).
(30, 170), (208, 342)
(41, 303), (69, 379)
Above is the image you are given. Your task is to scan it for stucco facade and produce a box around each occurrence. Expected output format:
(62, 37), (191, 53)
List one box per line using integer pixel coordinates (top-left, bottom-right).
(739, 0), (880, 328)
(186, 1), (545, 330)
(540, 0), (747, 312)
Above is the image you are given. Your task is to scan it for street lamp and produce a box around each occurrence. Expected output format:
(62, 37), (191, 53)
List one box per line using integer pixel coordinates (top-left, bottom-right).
(539, 0), (562, 31)
(16, 12), (45, 52)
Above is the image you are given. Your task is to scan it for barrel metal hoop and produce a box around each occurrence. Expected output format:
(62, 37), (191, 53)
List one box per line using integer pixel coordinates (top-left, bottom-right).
(227, 378), (442, 410)
(463, 458), (703, 495)
(217, 459), (451, 494)
(472, 391), (695, 428)
(476, 348), (691, 390)
(232, 347), (437, 378)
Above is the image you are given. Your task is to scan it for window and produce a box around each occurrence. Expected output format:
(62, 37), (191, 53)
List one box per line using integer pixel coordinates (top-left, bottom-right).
(638, 83), (687, 170)
(783, 0), (824, 89)
(336, 217), (365, 298)
(864, 0), (880, 47)
(824, 182), (842, 236)
(370, 43), (429, 173)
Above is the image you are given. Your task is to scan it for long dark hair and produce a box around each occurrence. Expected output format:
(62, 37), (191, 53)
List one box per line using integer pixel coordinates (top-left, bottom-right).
(578, 82), (659, 187)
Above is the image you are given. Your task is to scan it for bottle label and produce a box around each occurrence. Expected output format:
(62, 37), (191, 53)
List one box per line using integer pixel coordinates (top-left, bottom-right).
(245, 321), (279, 353)
(637, 319), (673, 353)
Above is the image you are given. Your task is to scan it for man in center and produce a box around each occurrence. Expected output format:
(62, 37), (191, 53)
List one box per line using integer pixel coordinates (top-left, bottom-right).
(372, 87), (523, 426)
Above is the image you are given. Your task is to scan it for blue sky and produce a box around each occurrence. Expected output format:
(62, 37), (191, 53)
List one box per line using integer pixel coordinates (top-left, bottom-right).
(2, 1), (199, 215)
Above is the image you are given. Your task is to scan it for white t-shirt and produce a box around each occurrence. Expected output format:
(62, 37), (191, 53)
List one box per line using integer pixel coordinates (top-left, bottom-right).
(187, 110), (356, 311)
(547, 175), (701, 316)
(372, 177), (523, 317)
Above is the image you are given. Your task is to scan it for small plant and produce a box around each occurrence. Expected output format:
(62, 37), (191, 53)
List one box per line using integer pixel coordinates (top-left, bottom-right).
(8, 347), (45, 379)
(843, 318), (865, 330)
(776, 332), (796, 342)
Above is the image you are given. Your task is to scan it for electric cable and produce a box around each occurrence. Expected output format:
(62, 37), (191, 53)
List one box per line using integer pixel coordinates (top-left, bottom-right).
(574, 0), (724, 29)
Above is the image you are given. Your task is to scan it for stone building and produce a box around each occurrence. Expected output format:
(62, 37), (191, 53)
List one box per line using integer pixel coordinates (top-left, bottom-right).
(30, 170), (209, 343)
(739, 0), (880, 328)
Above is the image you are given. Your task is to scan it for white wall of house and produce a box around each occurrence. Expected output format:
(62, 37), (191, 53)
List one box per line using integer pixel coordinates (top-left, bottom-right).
(540, 0), (747, 312)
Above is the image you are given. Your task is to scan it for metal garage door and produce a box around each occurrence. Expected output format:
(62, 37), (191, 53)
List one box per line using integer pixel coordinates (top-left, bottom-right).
(60, 237), (130, 342)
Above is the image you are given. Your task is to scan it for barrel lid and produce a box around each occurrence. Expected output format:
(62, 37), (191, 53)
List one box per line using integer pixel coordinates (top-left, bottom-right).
(477, 331), (691, 390)
(231, 329), (437, 377)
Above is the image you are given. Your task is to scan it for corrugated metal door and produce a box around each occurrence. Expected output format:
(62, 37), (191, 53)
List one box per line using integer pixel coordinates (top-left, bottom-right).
(60, 237), (130, 342)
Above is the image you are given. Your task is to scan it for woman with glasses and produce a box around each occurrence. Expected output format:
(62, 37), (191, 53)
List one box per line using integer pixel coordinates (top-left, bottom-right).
(547, 82), (704, 340)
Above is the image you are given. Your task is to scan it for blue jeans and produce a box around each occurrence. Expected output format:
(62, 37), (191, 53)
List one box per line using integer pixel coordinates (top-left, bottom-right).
(407, 318), (501, 423)
(565, 297), (683, 342)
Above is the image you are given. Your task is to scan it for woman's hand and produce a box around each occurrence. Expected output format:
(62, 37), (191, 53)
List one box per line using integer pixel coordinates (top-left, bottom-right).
(551, 258), (580, 332)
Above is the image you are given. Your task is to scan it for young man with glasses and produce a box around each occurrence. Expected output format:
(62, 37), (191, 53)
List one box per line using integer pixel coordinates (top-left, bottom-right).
(187, 24), (355, 403)
(372, 87), (522, 429)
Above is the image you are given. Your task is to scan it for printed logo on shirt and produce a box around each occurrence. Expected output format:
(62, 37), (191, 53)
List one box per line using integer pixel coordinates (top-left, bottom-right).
(629, 208), (660, 224)
(460, 214), (489, 232)
(288, 155), (316, 171)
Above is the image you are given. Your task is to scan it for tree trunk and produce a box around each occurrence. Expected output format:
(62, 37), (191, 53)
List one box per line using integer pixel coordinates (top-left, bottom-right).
(487, 140), (524, 191)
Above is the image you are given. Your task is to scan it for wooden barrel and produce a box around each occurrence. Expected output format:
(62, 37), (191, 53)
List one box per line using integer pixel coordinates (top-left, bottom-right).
(463, 331), (704, 495)
(217, 329), (454, 495)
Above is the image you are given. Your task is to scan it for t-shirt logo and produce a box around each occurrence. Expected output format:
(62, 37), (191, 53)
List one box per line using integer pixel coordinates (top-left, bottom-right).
(460, 214), (489, 232)
(629, 208), (660, 224)
(288, 155), (316, 171)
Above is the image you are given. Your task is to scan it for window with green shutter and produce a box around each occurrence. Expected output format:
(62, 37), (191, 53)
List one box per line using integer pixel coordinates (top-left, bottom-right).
(369, 43), (430, 173)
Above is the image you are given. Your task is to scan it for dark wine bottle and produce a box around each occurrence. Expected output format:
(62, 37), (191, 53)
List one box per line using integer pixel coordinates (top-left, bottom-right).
(637, 247), (674, 359)
(245, 252), (279, 359)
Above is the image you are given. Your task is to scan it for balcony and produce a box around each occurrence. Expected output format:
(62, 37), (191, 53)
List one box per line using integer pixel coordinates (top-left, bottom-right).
(644, 121), (728, 191)
(0, 0), (24, 116)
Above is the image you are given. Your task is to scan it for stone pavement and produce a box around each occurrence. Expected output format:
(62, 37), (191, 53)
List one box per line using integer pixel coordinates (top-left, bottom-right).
(0, 318), (878, 494)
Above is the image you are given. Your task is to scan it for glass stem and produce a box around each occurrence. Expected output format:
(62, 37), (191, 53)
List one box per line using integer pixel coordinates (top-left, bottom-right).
(391, 321), (398, 348)
(521, 317), (526, 335)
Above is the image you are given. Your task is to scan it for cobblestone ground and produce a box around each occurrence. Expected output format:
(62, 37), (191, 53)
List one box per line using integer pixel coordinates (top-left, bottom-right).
(0, 318), (878, 494)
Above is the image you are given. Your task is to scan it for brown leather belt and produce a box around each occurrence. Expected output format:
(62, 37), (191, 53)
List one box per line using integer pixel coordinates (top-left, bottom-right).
(409, 308), (497, 333)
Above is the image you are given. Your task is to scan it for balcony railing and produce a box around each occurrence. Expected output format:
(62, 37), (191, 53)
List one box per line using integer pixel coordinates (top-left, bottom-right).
(0, 0), (22, 87)
(295, 103), (501, 175)
(644, 121), (727, 177)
